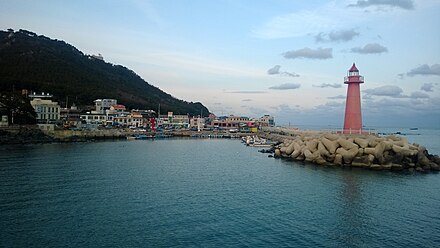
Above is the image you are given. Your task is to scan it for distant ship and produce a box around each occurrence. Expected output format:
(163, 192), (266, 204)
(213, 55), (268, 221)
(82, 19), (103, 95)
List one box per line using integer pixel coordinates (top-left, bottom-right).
(409, 128), (418, 131)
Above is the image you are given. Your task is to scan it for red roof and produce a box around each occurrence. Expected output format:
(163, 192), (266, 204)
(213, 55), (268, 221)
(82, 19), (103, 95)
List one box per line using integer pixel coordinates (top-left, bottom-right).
(349, 63), (359, 72)
(112, 104), (126, 109)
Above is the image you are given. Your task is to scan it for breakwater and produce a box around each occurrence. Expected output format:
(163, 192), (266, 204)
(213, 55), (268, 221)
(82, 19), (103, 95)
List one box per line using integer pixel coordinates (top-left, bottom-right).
(263, 131), (440, 172)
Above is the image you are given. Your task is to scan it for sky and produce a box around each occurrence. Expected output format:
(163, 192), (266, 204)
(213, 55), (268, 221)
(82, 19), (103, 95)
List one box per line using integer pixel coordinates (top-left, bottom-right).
(1, 0), (439, 128)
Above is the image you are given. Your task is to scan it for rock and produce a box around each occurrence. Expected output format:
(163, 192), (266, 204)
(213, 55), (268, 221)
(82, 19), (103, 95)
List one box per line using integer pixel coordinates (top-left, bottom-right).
(430, 163), (440, 171)
(321, 137), (338, 154)
(295, 154), (305, 161)
(352, 155), (371, 167)
(336, 147), (359, 164)
(291, 144), (301, 158)
(334, 154), (343, 165)
(324, 133), (339, 141)
(431, 155), (440, 165)
(368, 137), (384, 147)
(338, 138), (359, 150)
(391, 164), (403, 171)
(274, 149), (281, 157)
(422, 165), (431, 171)
(285, 142), (295, 155)
(370, 164), (382, 170)
(357, 148), (364, 157)
(354, 137), (369, 148)
(415, 167), (424, 172)
(304, 149), (317, 162)
(408, 168), (415, 173)
(374, 141), (393, 164)
(382, 164), (392, 170)
(315, 156), (328, 165)
(305, 139), (318, 153)
(317, 141), (330, 157)
(364, 147), (375, 155)
(280, 147), (287, 154)
(392, 144), (416, 156)
(417, 151), (431, 167)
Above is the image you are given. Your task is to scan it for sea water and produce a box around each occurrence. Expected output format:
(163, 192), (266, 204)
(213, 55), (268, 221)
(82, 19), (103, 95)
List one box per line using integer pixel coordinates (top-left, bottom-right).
(1, 131), (439, 247)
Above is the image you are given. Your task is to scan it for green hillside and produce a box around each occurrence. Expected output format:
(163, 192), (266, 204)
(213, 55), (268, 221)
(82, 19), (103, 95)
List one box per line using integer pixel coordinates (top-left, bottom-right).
(0, 29), (209, 116)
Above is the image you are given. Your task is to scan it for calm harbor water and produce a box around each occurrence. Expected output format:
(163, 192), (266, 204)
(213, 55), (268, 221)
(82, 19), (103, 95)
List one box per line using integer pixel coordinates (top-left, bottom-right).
(1, 131), (440, 247)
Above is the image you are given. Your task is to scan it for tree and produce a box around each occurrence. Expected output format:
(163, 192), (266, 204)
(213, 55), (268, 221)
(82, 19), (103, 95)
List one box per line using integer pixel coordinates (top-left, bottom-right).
(0, 92), (36, 125)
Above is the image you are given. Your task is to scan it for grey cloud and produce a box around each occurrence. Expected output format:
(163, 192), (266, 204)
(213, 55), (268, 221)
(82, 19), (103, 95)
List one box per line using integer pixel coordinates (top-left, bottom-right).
(313, 83), (342, 88)
(348, 0), (414, 10)
(267, 65), (281, 75)
(364, 85), (430, 99)
(316, 29), (359, 43)
(281, 71), (300, 77)
(242, 99), (253, 102)
(421, 83), (434, 92)
(364, 85), (403, 97)
(410, 91), (430, 99)
(407, 64), (440, 76)
(267, 65), (300, 77)
(283, 47), (332, 60)
(327, 95), (346, 99)
(351, 43), (388, 54)
(228, 90), (267, 94)
(269, 83), (301, 90)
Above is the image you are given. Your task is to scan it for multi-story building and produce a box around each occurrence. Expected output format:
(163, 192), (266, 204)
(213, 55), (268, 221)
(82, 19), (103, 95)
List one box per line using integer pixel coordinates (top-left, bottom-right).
(258, 115), (275, 127)
(93, 99), (117, 114)
(211, 115), (250, 129)
(60, 104), (81, 127)
(189, 116), (205, 131)
(158, 112), (189, 129)
(29, 92), (60, 124)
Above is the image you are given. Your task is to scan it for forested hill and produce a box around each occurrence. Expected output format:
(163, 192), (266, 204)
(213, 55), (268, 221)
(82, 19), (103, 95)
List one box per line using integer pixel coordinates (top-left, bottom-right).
(0, 29), (209, 116)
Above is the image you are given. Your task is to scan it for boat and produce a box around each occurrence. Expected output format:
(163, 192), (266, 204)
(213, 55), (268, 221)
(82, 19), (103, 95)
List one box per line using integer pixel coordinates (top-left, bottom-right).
(409, 127), (418, 131)
(244, 135), (275, 147)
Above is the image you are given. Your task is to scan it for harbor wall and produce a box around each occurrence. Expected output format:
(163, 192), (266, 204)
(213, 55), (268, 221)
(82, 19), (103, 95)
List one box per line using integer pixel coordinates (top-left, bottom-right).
(262, 131), (440, 172)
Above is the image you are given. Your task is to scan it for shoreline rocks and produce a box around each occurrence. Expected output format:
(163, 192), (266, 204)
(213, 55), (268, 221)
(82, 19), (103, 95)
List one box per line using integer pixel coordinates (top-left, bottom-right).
(267, 132), (440, 173)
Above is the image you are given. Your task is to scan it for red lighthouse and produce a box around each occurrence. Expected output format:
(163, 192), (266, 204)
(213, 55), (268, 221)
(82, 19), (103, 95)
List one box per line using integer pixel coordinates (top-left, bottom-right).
(343, 63), (364, 134)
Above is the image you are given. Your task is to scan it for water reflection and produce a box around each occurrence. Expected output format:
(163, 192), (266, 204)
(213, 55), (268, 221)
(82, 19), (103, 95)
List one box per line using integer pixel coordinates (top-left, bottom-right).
(333, 171), (366, 247)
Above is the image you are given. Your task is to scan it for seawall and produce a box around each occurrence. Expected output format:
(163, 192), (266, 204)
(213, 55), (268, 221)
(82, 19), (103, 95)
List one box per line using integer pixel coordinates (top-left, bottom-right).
(260, 130), (440, 173)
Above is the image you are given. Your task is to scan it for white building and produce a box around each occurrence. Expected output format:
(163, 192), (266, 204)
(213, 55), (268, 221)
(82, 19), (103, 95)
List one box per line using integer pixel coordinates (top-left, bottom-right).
(258, 115), (275, 127)
(93, 99), (117, 114)
(29, 93), (60, 124)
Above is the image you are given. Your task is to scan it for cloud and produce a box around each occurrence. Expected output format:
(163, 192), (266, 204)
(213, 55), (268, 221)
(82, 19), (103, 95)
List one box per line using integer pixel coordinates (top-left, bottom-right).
(228, 90), (267, 94)
(313, 83), (342, 88)
(364, 85), (403, 97)
(407, 64), (440, 76)
(410, 91), (430, 99)
(420, 83), (434, 92)
(364, 85), (430, 99)
(283, 47), (332, 60)
(316, 29), (359, 42)
(267, 65), (300, 77)
(242, 99), (253, 102)
(350, 43), (388, 54)
(281, 72), (300, 77)
(347, 0), (415, 10)
(328, 95), (346, 99)
(267, 65), (281, 75)
(269, 83), (301, 90)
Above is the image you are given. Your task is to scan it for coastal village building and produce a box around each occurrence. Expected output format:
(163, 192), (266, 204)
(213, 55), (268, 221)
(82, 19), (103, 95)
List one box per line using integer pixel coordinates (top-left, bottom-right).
(93, 99), (117, 114)
(211, 115), (250, 129)
(29, 92), (60, 124)
(258, 115), (275, 127)
(60, 104), (81, 128)
(189, 116), (205, 131)
(158, 112), (189, 129)
(80, 113), (106, 125)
